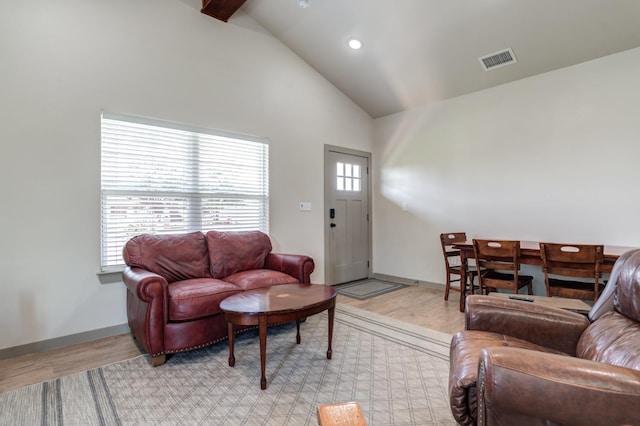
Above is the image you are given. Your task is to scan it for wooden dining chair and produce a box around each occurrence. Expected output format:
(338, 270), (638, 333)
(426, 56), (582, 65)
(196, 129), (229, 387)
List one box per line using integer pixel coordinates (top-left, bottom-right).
(472, 239), (533, 295)
(539, 242), (605, 301)
(440, 232), (480, 301)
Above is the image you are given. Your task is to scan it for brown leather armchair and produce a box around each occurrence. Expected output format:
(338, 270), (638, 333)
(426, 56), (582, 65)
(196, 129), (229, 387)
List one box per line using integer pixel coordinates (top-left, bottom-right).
(449, 249), (640, 426)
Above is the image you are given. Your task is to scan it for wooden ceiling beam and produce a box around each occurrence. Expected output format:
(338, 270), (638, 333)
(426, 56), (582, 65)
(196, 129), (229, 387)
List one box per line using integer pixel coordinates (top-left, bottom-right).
(201, 0), (247, 22)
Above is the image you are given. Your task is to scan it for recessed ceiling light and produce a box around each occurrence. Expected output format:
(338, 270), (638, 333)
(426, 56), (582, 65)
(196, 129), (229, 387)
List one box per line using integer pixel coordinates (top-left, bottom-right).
(348, 39), (362, 50)
(297, 0), (310, 8)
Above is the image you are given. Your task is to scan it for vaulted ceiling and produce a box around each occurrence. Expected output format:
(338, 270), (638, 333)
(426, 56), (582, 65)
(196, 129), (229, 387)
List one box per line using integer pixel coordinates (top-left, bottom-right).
(203, 0), (640, 118)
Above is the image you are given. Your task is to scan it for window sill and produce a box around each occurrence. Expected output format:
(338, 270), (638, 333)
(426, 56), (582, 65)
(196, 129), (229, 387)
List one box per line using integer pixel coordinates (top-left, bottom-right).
(97, 267), (124, 284)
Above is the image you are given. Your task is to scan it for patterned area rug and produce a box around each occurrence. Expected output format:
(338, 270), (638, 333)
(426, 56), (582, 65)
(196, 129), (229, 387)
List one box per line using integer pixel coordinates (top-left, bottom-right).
(0, 304), (455, 425)
(335, 279), (409, 300)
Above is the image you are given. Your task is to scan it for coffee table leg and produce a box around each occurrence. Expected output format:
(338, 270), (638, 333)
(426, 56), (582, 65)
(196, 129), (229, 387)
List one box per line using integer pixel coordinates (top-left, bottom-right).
(259, 315), (268, 389)
(327, 302), (334, 360)
(227, 322), (235, 367)
(296, 319), (301, 344)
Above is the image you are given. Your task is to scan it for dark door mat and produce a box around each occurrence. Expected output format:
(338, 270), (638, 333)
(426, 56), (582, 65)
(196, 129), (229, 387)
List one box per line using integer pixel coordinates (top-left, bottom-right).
(335, 279), (408, 300)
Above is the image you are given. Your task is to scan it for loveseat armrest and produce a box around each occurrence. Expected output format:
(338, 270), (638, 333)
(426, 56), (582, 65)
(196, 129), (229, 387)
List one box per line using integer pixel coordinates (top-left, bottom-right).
(123, 266), (169, 361)
(265, 253), (315, 283)
(123, 266), (168, 302)
(466, 295), (590, 355)
(477, 347), (640, 426)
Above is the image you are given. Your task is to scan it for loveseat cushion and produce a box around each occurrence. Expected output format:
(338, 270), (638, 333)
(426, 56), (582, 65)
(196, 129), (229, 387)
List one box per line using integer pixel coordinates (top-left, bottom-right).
(206, 230), (272, 279)
(167, 278), (242, 321)
(224, 269), (299, 291)
(123, 231), (211, 283)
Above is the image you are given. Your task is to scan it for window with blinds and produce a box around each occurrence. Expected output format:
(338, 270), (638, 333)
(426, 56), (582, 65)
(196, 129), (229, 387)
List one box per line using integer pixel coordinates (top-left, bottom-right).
(100, 112), (269, 270)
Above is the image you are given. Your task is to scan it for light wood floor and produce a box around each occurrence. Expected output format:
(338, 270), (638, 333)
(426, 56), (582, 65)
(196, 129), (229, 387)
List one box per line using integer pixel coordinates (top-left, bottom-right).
(0, 284), (464, 393)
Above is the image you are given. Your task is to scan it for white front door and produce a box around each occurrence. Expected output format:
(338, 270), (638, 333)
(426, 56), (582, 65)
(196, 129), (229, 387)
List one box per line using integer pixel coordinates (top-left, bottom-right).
(324, 146), (371, 284)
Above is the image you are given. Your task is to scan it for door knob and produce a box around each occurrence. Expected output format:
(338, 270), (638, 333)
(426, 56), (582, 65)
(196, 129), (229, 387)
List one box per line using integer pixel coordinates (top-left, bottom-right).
(330, 223), (336, 228)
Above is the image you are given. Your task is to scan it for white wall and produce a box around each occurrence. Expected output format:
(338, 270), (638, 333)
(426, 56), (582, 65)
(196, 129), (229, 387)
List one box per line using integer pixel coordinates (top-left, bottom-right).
(0, 0), (372, 350)
(372, 47), (640, 293)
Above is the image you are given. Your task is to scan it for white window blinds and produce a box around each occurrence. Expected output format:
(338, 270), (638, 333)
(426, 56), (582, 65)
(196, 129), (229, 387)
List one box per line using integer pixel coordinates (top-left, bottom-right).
(100, 112), (269, 270)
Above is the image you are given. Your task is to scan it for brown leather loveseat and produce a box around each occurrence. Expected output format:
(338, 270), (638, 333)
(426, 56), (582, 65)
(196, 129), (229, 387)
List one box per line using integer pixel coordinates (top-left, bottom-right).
(123, 230), (314, 366)
(449, 249), (640, 425)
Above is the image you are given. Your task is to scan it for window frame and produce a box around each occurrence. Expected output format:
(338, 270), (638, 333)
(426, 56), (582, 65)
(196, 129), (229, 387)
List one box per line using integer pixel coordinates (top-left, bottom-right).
(100, 112), (269, 271)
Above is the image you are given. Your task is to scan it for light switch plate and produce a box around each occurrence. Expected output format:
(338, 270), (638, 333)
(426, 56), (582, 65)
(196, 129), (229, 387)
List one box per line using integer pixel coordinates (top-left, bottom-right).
(299, 202), (312, 211)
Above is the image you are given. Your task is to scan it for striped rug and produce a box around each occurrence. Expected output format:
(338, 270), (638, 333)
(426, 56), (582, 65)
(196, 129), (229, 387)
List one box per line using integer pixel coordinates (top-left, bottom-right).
(0, 304), (455, 425)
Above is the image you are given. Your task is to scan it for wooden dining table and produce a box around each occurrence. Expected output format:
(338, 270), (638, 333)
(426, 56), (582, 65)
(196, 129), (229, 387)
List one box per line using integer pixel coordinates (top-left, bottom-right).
(453, 240), (637, 312)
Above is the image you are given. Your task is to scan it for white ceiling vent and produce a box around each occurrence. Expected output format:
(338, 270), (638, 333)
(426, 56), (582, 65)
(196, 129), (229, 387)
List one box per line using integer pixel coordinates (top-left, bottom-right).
(479, 48), (517, 71)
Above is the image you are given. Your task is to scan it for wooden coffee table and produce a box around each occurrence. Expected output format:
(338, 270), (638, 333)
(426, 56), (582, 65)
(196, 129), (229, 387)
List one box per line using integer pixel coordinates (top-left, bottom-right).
(220, 283), (337, 389)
